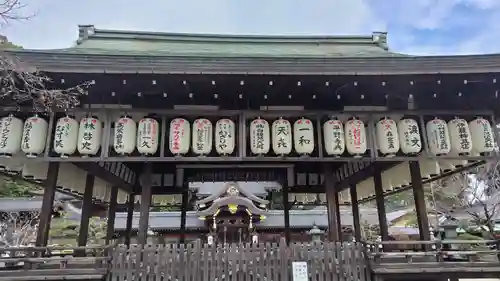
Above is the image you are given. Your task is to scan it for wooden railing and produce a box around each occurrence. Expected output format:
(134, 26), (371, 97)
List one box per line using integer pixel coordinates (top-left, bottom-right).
(0, 245), (110, 281)
(109, 241), (370, 281)
(365, 240), (500, 275)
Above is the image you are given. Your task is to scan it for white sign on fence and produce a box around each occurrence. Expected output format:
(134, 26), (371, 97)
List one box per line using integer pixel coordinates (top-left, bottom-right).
(292, 261), (308, 281)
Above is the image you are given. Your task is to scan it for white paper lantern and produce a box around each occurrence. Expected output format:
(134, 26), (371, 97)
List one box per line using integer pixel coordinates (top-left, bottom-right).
(77, 116), (102, 156)
(53, 116), (79, 157)
(323, 119), (345, 156)
(249, 118), (270, 155)
(381, 170), (394, 192)
(22, 161), (49, 183)
(272, 118), (292, 156)
(114, 116), (137, 155)
(376, 117), (400, 157)
(56, 163), (79, 190)
(448, 117), (472, 155)
(21, 115), (48, 157)
(293, 118), (314, 155)
(357, 180), (375, 200)
(137, 117), (160, 155)
(192, 118), (213, 156)
(319, 193), (326, 203)
(4, 157), (24, 175)
(0, 115), (23, 157)
(426, 117), (451, 156)
(215, 119), (236, 155)
(169, 118), (190, 155)
(398, 118), (422, 155)
(339, 189), (351, 204)
(344, 118), (367, 157)
(469, 117), (495, 155)
(419, 158), (440, 179)
(439, 160), (455, 173)
(389, 164), (410, 188)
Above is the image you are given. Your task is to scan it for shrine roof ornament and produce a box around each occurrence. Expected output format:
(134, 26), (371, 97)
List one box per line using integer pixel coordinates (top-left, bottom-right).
(195, 182), (269, 206)
(196, 196), (267, 216)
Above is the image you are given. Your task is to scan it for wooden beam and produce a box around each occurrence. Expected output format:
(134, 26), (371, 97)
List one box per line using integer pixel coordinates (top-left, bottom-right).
(137, 163), (153, 245)
(350, 184), (362, 242)
(36, 162), (59, 246)
(73, 162), (133, 193)
(324, 163), (340, 242)
(78, 174), (95, 247)
(374, 167), (390, 241)
(106, 185), (119, 245)
(124, 194), (135, 247)
(409, 161), (431, 243)
(178, 168), (188, 243)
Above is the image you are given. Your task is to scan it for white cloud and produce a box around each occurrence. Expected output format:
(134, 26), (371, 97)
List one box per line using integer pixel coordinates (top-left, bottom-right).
(2, 0), (499, 55)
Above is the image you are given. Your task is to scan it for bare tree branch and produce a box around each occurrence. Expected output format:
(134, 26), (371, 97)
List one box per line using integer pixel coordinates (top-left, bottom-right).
(431, 160), (500, 238)
(0, 53), (92, 111)
(0, 0), (34, 27)
(0, 211), (38, 246)
(0, 1), (91, 111)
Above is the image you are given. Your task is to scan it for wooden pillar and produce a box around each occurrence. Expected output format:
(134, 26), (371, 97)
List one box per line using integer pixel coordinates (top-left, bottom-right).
(178, 168), (188, 243)
(350, 184), (362, 242)
(105, 186), (119, 245)
(138, 163), (153, 245)
(36, 162), (59, 246)
(124, 194), (135, 247)
(78, 174), (95, 247)
(334, 191), (342, 240)
(409, 161), (431, 241)
(373, 168), (389, 241)
(324, 163), (340, 242)
(283, 167), (293, 244)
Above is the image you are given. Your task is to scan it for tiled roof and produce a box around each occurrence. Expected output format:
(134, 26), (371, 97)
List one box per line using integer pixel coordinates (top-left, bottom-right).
(113, 207), (409, 230)
(6, 25), (500, 75)
(70, 26), (396, 58)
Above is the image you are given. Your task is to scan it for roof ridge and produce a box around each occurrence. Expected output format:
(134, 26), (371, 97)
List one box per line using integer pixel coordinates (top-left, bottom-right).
(76, 24), (389, 50)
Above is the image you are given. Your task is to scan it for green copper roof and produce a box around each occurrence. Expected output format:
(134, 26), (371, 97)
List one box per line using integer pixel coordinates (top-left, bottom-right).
(60, 25), (405, 58)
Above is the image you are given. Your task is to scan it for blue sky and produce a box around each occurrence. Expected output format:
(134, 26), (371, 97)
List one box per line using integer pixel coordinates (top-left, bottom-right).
(3, 0), (500, 55)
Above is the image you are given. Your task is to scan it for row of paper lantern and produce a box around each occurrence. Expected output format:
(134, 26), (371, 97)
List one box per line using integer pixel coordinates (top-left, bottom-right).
(0, 159), (130, 204)
(288, 193), (327, 204)
(147, 194), (183, 205)
(339, 158), (476, 203)
(0, 114), (494, 158)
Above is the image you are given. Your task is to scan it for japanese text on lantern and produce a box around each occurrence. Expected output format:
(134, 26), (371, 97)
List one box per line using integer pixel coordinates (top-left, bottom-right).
(456, 121), (471, 151)
(330, 122), (343, 151)
(218, 121), (232, 151)
(436, 121), (448, 151)
(353, 121), (362, 148)
(403, 120), (420, 148)
(172, 119), (184, 152)
(254, 120), (265, 150)
(54, 118), (71, 149)
(22, 119), (34, 150)
(276, 123), (289, 149)
(196, 120), (209, 151)
(115, 120), (126, 150)
(383, 120), (395, 149)
(81, 118), (97, 151)
(480, 119), (494, 149)
(140, 119), (156, 149)
(297, 119), (311, 146)
(0, 118), (11, 149)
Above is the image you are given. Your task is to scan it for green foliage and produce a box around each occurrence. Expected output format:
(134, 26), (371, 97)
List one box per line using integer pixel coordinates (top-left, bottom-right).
(0, 178), (39, 198)
(151, 204), (181, 212)
(457, 232), (483, 240)
(0, 41), (22, 49)
(49, 212), (107, 246)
